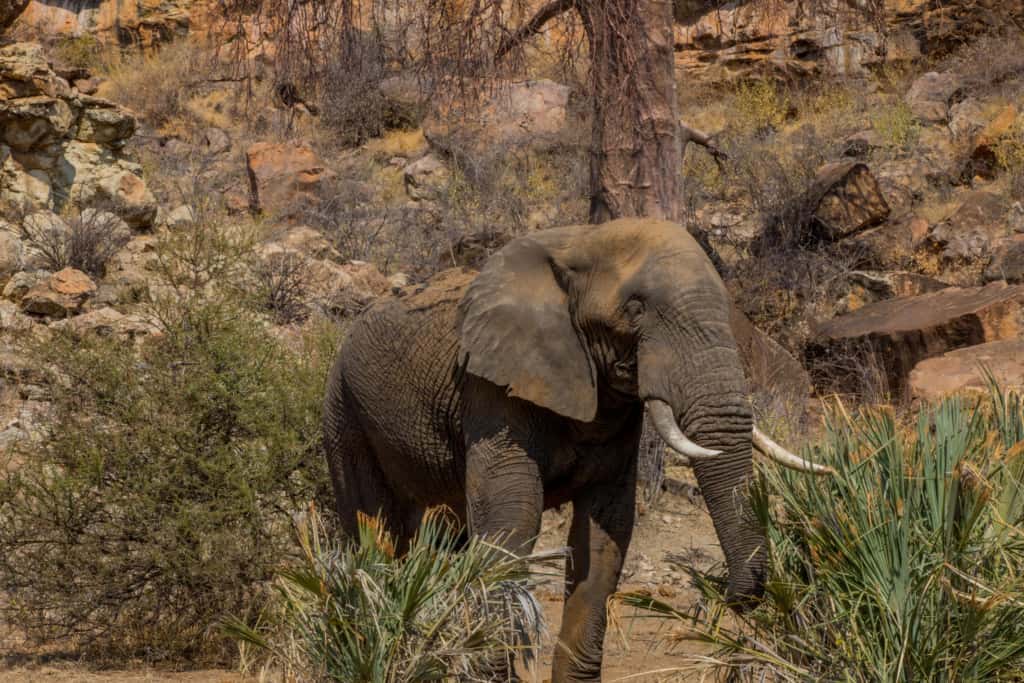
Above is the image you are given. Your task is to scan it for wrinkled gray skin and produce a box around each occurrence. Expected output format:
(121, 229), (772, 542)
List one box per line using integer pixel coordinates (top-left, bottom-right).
(323, 218), (766, 682)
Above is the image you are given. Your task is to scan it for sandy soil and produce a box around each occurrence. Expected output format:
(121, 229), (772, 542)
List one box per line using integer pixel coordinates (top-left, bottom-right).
(0, 465), (722, 682)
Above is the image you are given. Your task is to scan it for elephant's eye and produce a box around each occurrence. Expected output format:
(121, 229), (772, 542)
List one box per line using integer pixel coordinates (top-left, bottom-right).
(624, 298), (645, 321)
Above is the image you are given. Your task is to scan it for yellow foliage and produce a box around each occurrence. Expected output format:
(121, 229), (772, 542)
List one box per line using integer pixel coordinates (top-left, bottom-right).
(363, 129), (428, 161)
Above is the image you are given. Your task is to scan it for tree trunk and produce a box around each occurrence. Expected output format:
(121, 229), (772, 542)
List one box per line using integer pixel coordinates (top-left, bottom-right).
(577, 0), (682, 223)
(578, 0), (682, 503)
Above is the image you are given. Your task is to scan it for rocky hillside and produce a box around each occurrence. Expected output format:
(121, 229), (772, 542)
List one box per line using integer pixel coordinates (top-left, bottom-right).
(2, 1), (1024, 451)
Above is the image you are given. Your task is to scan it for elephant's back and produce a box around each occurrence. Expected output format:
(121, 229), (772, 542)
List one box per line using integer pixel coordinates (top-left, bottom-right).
(338, 268), (476, 508)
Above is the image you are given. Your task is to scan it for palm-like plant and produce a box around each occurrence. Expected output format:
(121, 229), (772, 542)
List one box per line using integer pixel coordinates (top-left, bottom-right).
(228, 507), (562, 682)
(619, 384), (1024, 682)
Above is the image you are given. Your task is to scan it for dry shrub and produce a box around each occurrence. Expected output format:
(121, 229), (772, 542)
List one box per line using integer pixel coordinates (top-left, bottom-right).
(99, 40), (212, 130)
(942, 29), (1024, 97)
(20, 207), (130, 277)
(256, 250), (311, 324)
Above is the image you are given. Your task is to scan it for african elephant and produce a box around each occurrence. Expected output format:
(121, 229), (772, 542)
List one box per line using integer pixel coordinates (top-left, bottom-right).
(322, 218), (830, 682)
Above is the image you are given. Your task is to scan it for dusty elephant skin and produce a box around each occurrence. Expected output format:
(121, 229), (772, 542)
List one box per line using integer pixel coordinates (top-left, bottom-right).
(323, 218), (768, 682)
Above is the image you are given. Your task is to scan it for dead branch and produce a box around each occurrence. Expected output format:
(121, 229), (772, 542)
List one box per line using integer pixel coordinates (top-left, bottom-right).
(494, 0), (577, 62)
(681, 120), (728, 164)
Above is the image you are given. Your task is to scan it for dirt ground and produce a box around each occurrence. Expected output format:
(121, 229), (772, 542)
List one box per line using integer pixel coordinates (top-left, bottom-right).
(0, 465), (721, 682)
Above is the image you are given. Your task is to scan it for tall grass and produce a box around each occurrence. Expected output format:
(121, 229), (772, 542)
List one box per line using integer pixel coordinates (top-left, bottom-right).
(227, 508), (564, 682)
(619, 385), (1024, 682)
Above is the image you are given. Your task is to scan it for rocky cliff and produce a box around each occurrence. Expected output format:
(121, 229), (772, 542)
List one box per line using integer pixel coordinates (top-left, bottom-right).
(674, 0), (1023, 81)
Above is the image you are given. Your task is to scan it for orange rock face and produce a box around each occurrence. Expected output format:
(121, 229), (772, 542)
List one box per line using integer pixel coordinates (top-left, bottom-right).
(909, 340), (1024, 401)
(11, 0), (191, 46)
(21, 267), (97, 317)
(245, 141), (333, 217)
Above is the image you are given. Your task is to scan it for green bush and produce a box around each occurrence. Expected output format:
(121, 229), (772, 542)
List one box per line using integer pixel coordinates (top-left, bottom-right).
(873, 101), (921, 150)
(620, 385), (1024, 681)
(228, 508), (562, 682)
(0, 220), (341, 663)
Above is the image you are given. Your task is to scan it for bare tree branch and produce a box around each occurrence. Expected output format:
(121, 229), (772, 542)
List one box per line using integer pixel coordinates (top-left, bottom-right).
(680, 120), (728, 164)
(494, 0), (576, 62)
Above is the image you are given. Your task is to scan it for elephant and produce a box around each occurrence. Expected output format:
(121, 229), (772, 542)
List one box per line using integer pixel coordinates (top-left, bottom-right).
(322, 217), (831, 682)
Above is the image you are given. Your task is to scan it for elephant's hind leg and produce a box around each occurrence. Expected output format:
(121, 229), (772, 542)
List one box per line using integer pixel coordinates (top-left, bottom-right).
(323, 374), (408, 545)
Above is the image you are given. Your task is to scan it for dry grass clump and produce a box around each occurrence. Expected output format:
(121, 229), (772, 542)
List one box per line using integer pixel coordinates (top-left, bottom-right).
(97, 39), (217, 131)
(620, 384), (1024, 681)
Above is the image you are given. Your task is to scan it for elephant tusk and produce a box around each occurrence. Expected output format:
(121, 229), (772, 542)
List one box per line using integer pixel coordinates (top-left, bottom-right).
(647, 400), (722, 460)
(752, 426), (835, 476)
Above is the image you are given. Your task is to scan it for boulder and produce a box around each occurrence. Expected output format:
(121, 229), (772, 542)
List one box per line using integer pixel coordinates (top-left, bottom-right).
(984, 235), (1024, 284)
(0, 96), (75, 151)
(836, 270), (948, 314)
(0, 298), (34, 332)
(245, 141), (332, 216)
(839, 214), (929, 270)
(0, 43), (65, 99)
(403, 153), (450, 202)
(49, 306), (160, 340)
(20, 266), (96, 317)
(960, 104), (1018, 182)
(948, 98), (987, 140)
(162, 204), (195, 229)
(905, 71), (962, 124)
(424, 79), (575, 154)
(0, 226), (24, 283)
(928, 190), (1012, 262)
(810, 162), (890, 241)
(909, 340), (1024, 401)
(49, 305), (123, 336)
(75, 97), (137, 145)
(808, 281), (1024, 397)
(201, 127), (231, 155)
(2, 270), (47, 302)
(271, 225), (340, 262)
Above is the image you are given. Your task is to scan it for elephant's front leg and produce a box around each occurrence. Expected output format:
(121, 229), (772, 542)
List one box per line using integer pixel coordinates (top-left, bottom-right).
(553, 472), (636, 682)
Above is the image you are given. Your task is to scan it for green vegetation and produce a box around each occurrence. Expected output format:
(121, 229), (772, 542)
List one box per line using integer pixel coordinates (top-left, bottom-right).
(0, 219), (341, 663)
(734, 80), (791, 133)
(995, 116), (1024, 200)
(227, 508), (561, 682)
(873, 100), (921, 150)
(53, 34), (103, 70)
(620, 385), (1024, 681)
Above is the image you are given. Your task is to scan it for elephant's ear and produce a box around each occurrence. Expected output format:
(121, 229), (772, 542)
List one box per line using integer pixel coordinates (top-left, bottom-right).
(457, 228), (597, 422)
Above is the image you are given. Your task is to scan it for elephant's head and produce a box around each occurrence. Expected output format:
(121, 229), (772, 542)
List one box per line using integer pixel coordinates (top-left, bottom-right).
(457, 218), (830, 607)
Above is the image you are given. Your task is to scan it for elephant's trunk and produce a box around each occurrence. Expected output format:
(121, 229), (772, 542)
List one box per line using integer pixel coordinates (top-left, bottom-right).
(640, 343), (767, 608)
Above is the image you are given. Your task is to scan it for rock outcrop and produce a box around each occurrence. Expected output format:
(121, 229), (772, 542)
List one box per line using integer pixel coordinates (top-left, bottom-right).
(0, 43), (156, 228)
(673, 0), (1021, 81)
(245, 141), (333, 217)
(808, 281), (1024, 397)
(909, 340), (1024, 401)
(9, 0), (190, 47)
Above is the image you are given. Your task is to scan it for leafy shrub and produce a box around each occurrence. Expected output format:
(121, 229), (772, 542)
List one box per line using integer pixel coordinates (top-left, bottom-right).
(995, 117), (1024, 201)
(53, 34), (104, 71)
(873, 100), (921, 150)
(20, 208), (130, 277)
(620, 385), (1024, 681)
(0, 219), (340, 663)
(228, 508), (561, 682)
(734, 80), (791, 134)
